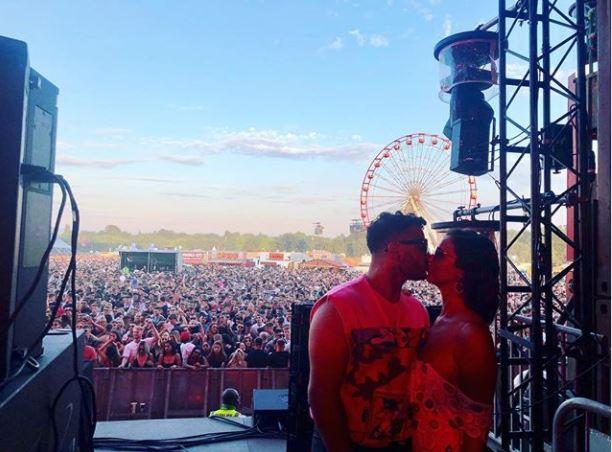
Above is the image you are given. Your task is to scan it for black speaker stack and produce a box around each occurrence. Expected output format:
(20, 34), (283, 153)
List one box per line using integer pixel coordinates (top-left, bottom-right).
(0, 34), (85, 451)
(253, 388), (289, 432)
(287, 301), (314, 452)
(0, 35), (59, 380)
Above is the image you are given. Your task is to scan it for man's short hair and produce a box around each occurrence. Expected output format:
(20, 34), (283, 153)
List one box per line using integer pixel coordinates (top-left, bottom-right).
(366, 211), (427, 254)
(221, 388), (240, 407)
(254, 337), (263, 346)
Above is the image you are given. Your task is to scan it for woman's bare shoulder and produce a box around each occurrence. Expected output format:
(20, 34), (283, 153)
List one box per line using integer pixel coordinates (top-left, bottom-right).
(453, 322), (496, 404)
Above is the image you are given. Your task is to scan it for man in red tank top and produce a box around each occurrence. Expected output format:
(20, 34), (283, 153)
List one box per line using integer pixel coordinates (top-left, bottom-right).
(309, 212), (430, 452)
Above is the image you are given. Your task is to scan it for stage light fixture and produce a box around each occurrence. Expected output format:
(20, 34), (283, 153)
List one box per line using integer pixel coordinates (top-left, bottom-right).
(434, 31), (498, 176)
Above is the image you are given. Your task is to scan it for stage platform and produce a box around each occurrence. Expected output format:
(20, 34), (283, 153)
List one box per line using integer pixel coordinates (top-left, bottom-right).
(94, 417), (287, 451)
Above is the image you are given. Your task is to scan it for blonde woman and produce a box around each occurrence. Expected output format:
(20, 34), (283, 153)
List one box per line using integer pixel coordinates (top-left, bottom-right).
(226, 348), (247, 368)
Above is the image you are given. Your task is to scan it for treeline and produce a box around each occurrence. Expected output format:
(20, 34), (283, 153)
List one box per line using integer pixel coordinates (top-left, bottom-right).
(508, 228), (568, 268)
(63, 225), (568, 264)
(63, 225), (370, 257)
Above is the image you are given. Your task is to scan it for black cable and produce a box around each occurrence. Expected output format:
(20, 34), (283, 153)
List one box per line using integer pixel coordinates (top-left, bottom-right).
(49, 176), (97, 452)
(209, 414), (251, 429)
(93, 427), (285, 451)
(0, 168), (97, 449)
(21, 230), (74, 371)
(0, 179), (72, 392)
(51, 374), (97, 451)
(0, 172), (66, 340)
(51, 175), (81, 451)
(66, 175), (79, 376)
(64, 176), (97, 449)
(93, 417), (285, 451)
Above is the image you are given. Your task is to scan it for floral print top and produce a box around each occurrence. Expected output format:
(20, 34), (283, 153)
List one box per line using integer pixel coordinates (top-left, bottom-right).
(408, 360), (492, 451)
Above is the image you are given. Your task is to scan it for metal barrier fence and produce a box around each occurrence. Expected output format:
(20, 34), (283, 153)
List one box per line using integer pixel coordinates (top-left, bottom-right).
(92, 368), (290, 421)
(552, 397), (611, 452)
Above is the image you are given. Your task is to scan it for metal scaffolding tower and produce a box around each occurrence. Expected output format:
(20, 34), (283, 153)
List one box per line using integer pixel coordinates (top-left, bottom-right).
(452, 0), (606, 449)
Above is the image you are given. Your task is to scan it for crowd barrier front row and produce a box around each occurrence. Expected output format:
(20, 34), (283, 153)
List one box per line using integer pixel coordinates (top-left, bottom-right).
(92, 367), (290, 421)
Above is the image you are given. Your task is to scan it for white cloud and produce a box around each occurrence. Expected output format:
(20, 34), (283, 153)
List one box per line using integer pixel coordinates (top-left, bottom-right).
(57, 140), (75, 151)
(267, 195), (338, 205)
(443, 14), (452, 37)
(159, 192), (211, 199)
(143, 128), (378, 160)
(318, 37), (344, 54)
(552, 67), (575, 83)
(503, 63), (574, 82)
(269, 185), (300, 194)
(347, 30), (389, 48)
(102, 176), (181, 183)
(506, 63), (529, 79)
(124, 177), (179, 183)
(348, 29), (366, 46)
(397, 28), (415, 40)
(56, 155), (138, 168)
(81, 141), (127, 151)
(328, 37), (344, 50)
(157, 154), (204, 166)
(303, 131), (328, 141)
(409, 0), (434, 21)
(369, 34), (389, 48)
(320, 30), (390, 52)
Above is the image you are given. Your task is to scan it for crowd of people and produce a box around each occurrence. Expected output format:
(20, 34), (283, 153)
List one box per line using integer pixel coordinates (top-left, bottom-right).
(46, 254), (568, 370)
(47, 256), (361, 369)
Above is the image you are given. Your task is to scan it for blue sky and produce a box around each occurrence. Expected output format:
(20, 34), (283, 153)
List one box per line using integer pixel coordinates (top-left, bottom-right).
(3, 1), (572, 235)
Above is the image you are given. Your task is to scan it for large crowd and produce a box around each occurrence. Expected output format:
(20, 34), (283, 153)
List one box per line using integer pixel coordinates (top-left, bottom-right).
(46, 254), (567, 369)
(47, 256), (362, 369)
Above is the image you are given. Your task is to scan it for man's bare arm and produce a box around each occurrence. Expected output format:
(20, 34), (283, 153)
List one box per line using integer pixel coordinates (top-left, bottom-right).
(308, 301), (351, 452)
(147, 319), (160, 342)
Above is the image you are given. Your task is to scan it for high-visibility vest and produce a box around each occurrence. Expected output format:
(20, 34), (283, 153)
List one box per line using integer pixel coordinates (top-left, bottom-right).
(209, 404), (240, 417)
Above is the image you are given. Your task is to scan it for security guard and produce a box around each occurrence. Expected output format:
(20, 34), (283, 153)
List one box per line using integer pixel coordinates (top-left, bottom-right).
(209, 388), (242, 417)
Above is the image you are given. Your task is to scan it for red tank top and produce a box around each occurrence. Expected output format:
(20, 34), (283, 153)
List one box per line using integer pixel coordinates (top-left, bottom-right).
(311, 275), (430, 447)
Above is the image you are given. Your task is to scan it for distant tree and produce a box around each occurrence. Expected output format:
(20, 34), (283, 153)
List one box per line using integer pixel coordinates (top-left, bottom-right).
(71, 226), (366, 257)
(103, 225), (122, 234)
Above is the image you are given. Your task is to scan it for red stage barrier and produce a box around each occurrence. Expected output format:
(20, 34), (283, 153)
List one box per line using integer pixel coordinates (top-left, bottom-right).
(92, 368), (290, 421)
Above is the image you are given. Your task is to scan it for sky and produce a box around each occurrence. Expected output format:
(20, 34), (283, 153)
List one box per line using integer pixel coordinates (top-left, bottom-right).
(2, 0), (574, 236)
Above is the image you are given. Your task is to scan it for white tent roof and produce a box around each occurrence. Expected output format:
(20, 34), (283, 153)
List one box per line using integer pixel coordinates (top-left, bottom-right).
(52, 238), (71, 253)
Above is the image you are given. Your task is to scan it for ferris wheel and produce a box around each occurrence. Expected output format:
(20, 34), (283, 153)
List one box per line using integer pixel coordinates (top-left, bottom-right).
(359, 133), (477, 247)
